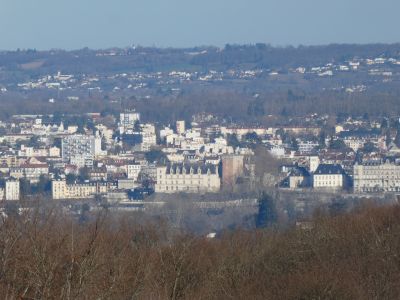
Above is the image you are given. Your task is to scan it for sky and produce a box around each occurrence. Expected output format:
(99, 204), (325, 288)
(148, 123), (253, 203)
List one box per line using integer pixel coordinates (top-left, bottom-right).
(0, 0), (399, 50)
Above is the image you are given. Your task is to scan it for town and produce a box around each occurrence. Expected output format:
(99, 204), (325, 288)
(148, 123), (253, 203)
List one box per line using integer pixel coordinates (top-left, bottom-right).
(0, 108), (398, 216)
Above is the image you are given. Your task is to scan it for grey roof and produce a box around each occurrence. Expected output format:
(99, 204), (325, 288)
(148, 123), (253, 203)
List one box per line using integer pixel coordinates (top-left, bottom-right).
(165, 163), (218, 175)
(314, 164), (344, 175)
(289, 166), (310, 177)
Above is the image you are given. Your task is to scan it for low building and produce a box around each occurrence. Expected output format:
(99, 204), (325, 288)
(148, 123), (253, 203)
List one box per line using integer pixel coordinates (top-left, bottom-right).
(52, 180), (109, 200)
(298, 141), (319, 154)
(155, 163), (220, 193)
(88, 167), (107, 181)
(313, 164), (345, 190)
(288, 166), (311, 189)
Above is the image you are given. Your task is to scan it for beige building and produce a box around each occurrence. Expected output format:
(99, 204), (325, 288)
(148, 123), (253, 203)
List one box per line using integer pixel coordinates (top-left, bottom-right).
(155, 164), (220, 193)
(354, 160), (400, 193)
(52, 180), (109, 200)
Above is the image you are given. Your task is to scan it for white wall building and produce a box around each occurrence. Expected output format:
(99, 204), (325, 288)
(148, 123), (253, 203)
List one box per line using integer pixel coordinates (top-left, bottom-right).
(5, 180), (20, 201)
(119, 110), (140, 134)
(62, 135), (102, 168)
(155, 164), (221, 193)
(127, 164), (142, 181)
(313, 164), (345, 190)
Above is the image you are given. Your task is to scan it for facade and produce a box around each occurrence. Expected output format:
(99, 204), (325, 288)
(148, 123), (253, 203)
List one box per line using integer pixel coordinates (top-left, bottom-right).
(343, 138), (365, 152)
(5, 180), (20, 201)
(298, 141), (319, 154)
(119, 110), (140, 134)
(88, 167), (107, 181)
(52, 180), (109, 200)
(155, 163), (220, 193)
(140, 124), (157, 151)
(354, 160), (400, 193)
(127, 164), (142, 181)
(176, 120), (186, 135)
(10, 162), (49, 183)
(18, 145), (60, 158)
(308, 156), (320, 173)
(62, 135), (102, 168)
(118, 179), (138, 190)
(313, 164), (345, 189)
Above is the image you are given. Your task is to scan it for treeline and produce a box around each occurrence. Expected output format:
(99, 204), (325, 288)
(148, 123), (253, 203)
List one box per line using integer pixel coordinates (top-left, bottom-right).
(1, 203), (400, 299)
(1, 87), (400, 123)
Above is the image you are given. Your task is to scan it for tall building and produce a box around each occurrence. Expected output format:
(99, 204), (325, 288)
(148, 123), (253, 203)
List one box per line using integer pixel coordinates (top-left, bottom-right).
(354, 160), (400, 193)
(141, 124), (157, 151)
(155, 163), (220, 193)
(176, 120), (186, 135)
(308, 156), (320, 173)
(62, 135), (102, 168)
(119, 110), (140, 134)
(5, 180), (20, 201)
(221, 155), (244, 187)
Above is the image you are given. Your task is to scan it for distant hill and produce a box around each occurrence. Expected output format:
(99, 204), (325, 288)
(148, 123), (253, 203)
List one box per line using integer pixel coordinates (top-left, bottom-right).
(1, 43), (400, 75)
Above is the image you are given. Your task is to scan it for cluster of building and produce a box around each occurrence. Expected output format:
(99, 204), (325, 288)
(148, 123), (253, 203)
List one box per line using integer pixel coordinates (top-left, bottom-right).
(271, 115), (400, 193)
(0, 110), (255, 201)
(0, 109), (400, 202)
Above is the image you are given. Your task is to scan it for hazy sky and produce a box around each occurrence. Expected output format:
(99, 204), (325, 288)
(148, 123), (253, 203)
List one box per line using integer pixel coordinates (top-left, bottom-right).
(0, 0), (399, 50)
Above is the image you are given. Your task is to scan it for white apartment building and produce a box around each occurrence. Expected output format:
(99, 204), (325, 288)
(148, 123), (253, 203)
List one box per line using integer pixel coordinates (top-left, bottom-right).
(298, 141), (319, 154)
(127, 164), (142, 181)
(62, 135), (102, 168)
(119, 110), (140, 134)
(155, 164), (221, 193)
(160, 127), (174, 141)
(313, 164), (345, 190)
(5, 180), (20, 201)
(140, 124), (157, 151)
(354, 160), (400, 193)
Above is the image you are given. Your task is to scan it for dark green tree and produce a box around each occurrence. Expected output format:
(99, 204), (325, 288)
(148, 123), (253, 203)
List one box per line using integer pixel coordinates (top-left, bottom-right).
(329, 139), (347, 151)
(256, 193), (277, 228)
(227, 134), (241, 148)
(66, 173), (77, 184)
